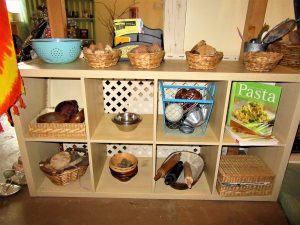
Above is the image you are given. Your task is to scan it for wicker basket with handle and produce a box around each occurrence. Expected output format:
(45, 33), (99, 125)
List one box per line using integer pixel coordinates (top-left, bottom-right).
(217, 155), (275, 197)
(243, 52), (283, 72)
(185, 51), (223, 70)
(127, 51), (165, 69)
(83, 49), (121, 68)
(158, 151), (205, 190)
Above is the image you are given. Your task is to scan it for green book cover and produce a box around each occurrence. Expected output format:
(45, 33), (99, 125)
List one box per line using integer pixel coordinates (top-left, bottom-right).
(227, 82), (282, 136)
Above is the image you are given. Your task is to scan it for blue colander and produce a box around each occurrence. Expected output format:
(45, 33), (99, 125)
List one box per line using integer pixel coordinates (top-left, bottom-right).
(31, 38), (82, 64)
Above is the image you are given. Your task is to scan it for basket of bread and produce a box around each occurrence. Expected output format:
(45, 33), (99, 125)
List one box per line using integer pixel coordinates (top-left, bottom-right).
(186, 40), (223, 70)
(127, 43), (165, 69)
(39, 148), (89, 186)
(243, 51), (283, 72)
(83, 43), (121, 68)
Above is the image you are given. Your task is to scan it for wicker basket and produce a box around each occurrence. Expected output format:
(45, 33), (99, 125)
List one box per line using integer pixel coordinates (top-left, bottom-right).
(83, 49), (121, 68)
(217, 155), (275, 197)
(40, 163), (88, 186)
(39, 150), (89, 186)
(185, 51), (223, 70)
(28, 108), (86, 137)
(127, 51), (165, 69)
(243, 52), (283, 72)
(268, 42), (300, 67)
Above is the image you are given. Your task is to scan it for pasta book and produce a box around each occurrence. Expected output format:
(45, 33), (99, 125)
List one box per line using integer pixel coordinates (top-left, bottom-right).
(226, 82), (282, 142)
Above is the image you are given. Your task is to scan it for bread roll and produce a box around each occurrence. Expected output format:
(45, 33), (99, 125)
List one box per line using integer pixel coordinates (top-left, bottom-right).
(50, 152), (71, 170)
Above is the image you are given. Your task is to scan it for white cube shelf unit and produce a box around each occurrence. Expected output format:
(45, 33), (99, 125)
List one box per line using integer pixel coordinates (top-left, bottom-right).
(15, 59), (300, 201)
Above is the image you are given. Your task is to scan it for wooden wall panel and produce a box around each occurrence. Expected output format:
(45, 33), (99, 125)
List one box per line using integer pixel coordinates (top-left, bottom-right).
(46, 0), (67, 37)
(239, 0), (268, 59)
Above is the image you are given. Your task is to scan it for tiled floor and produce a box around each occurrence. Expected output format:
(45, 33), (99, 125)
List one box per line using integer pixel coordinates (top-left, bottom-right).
(0, 115), (290, 225)
(0, 115), (20, 183)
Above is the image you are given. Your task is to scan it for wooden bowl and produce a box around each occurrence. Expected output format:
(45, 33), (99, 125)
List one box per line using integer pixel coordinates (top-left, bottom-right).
(109, 166), (138, 182)
(109, 153), (138, 173)
(36, 112), (69, 123)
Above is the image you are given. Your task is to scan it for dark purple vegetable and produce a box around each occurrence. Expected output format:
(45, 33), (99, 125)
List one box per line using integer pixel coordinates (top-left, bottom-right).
(55, 100), (79, 118)
(69, 109), (85, 123)
(36, 112), (68, 123)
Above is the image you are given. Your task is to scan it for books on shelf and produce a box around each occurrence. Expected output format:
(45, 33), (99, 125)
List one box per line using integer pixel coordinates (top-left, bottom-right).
(226, 82), (282, 145)
(226, 125), (279, 146)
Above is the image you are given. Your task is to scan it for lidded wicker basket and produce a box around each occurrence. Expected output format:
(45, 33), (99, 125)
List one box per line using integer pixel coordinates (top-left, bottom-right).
(217, 155), (275, 197)
(185, 51), (223, 70)
(243, 51), (283, 72)
(127, 51), (165, 69)
(83, 49), (121, 68)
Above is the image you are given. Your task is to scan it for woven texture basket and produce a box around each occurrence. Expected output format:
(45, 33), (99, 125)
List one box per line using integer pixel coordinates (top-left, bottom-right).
(127, 51), (165, 69)
(243, 52), (283, 72)
(40, 164), (88, 186)
(185, 51), (223, 70)
(83, 49), (121, 68)
(28, 109), (86, 137)
(217, 155), (275, 197)
(268, 42), (300, 67)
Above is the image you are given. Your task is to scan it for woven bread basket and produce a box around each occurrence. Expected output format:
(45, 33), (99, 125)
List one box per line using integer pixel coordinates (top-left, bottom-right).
(40, 164), (88, 186)
(39, 152), (89, 186)
(268, 42), (300, 67)
(83, 49), (121, 68)
(127, 51), (165, 69)
(243, 52), (283, 72)
(185, 51), (223, 70)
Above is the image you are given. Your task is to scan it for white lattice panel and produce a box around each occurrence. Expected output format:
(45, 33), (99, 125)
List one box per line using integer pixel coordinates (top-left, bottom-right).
(62, 143), (201, 158)
(103, 80), (154, 114)
(106, 144), (152, 157)
(156, 145), (201, 158)
(106, 144), (201, 158)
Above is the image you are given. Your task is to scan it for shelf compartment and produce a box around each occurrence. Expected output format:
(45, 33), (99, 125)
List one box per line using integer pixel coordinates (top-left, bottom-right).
(156, 80), (229, 144)
(25, 141), (93, 196)
(96, 157), (153, 194)
(20, 77), (86, 140)
(84, 78), (155, 142)
(91, 143), (153, 194)
(154, 157), (211, 196)
(224, 82), (300, 147)
(216, 146), (285, 198)
(154, 145), (219, 195)
(91, 114), (153, 143)
(37, 169), (93, 196)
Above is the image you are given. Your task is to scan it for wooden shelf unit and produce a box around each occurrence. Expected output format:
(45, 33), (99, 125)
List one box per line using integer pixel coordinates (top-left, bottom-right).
(15, 59), (300, 201)
(65, 0), (95, 42)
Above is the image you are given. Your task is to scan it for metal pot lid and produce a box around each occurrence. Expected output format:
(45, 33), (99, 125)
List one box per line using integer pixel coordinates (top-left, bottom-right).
(262, 18), (297, 44)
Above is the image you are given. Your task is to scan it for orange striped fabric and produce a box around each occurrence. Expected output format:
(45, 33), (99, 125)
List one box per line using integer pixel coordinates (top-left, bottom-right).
(0, 0), (25, 132)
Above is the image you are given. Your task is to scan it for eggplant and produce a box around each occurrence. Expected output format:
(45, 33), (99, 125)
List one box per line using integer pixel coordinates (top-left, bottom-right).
(55, 100), (79, 118)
